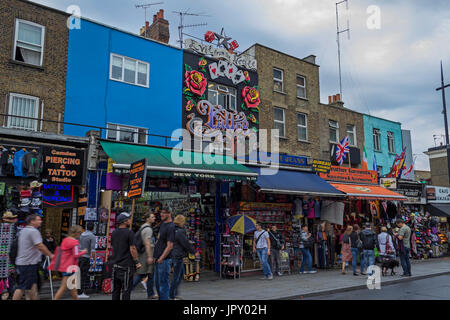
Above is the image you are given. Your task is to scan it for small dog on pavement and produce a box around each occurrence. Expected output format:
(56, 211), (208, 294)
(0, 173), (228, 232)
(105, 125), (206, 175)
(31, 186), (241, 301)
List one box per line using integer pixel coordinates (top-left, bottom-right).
(381, 259), (399, 276)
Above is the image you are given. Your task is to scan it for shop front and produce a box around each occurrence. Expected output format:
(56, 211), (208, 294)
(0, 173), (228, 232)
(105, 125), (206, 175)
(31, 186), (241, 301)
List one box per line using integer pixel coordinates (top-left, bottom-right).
(424, 186), (450, 256)
(222, 155), (345, 274)
(91, 139), (258, 281)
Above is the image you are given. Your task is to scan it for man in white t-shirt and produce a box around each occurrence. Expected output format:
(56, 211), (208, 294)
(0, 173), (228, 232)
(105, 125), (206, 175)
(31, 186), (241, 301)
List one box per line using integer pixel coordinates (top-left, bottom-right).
(253, 223), (272, 280)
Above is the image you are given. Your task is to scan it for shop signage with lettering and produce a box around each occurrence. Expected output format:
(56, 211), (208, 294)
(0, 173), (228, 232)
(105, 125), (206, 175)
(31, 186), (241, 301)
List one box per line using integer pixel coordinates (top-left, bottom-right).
(41, 184), (77, 208)
(319, 166), (378, 184)
(426, 186), (450, 203)
(380, 178), (397, 189)
(239, 202), (293, 211)
(242, 152), (309, 168)
(312, 159), (332, 174)
(42, 147), (85, 185)
(127, 158), (147, 199)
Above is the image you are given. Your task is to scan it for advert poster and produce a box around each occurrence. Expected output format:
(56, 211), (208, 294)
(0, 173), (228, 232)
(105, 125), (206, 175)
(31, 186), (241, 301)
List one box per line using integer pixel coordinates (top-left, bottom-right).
(41, 146), (85, 185)
(128, 158), (148, 199)
(312, 159), (332, 174)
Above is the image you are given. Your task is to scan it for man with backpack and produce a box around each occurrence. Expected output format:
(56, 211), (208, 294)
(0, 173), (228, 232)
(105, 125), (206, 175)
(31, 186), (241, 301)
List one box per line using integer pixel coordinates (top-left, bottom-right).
(12, 214), (53, 300)
(268, 225), (284, 276)
(131, 211), (157, 299)
(110, 212), (141, 300)
(359, 222), (379, 276)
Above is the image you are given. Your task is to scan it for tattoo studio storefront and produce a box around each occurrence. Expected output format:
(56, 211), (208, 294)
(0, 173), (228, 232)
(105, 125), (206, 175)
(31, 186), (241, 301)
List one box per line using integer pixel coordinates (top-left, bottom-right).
(0, 130), (87, 243)
(98, 139), (258, 280)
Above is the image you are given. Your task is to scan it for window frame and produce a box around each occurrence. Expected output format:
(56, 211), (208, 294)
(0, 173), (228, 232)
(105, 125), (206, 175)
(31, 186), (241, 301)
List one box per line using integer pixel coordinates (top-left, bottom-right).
(296, 75), (307, 99)
(297, 112), (308, 142)
(387, 131), (395, 153)
(109, 53), (150, 88)
(274, 107), (286, 138)
(13, 19), (46, 67)
(273, 68), (284, 93)
(106, 123), (148, 144)
(7, 93), (40, 131)
(329, 120), (339, 143)
(373, 128), (381, 151)
(346, 124), (357, 147)
(207, 82), (237, 111)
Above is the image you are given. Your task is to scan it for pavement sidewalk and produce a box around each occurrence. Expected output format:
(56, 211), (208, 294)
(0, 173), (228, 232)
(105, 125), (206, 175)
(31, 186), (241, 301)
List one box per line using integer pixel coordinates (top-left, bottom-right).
(42, 257), (450, 300)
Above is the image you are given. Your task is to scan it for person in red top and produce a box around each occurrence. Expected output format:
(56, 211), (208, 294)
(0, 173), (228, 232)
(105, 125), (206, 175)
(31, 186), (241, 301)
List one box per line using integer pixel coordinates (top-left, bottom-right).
(49, 225), (87, 300)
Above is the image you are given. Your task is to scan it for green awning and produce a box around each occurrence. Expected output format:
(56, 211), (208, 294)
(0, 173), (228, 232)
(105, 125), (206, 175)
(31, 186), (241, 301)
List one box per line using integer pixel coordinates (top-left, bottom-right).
(99, 140), (258, 181)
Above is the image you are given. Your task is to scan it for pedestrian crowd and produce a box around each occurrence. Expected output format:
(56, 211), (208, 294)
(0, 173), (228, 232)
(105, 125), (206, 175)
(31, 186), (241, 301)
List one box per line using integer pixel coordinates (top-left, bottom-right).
(1, 208), (413, 300)
(253, 218), (413, 280)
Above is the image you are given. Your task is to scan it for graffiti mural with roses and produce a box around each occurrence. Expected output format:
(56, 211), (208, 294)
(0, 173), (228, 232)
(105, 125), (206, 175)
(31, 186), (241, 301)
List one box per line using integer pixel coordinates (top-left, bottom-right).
(182, 51), (259, 146)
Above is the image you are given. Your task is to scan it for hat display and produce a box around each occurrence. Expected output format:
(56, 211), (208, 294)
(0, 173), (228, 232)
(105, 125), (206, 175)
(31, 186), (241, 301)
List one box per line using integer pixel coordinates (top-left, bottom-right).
(2, 211), (17, 219)
(116, 212), (131, 225)
(29, 181), (43, 189)
(20, 198), (31, 207)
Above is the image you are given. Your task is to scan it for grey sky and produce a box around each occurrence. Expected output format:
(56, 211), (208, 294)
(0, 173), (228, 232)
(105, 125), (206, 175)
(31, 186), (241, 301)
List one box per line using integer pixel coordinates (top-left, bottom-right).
(31, 0), (450, 170)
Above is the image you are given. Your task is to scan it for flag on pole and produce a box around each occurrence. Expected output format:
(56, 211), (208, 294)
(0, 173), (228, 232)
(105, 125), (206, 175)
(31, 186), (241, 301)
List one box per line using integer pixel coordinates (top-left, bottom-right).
(373, 154), (378, 174)
(362, 143), (369, 171)
(336, 136), (350, 165)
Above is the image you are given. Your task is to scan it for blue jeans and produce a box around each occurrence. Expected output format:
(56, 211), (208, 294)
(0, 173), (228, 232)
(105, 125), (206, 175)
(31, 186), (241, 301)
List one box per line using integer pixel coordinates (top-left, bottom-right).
(169, 258), (184, 299)
(399, 247), (411, 275)
(256, 248), (272, 277)
(300, 248), (313, 272)
(131, 272), (155, 298)
(351, 248), (359, 273)
(154, 259), (171, 300)
(361, 249), (375, 274)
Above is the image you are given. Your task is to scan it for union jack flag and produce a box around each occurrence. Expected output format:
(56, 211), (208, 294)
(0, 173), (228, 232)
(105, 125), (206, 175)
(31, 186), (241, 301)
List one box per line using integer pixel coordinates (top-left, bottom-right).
(336, 136), (350, 165)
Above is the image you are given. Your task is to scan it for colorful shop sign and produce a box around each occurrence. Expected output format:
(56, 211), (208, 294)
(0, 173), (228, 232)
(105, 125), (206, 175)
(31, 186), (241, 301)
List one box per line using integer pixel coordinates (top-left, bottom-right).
(239, 152), (309, 168)
(320, 166), (378, 185)
(41, 146), (85, 185)
(127, 158), (148, 199)
(41, 184), (77, 208)
(182, 50), (259, 147)
(312, 159), (332, 174)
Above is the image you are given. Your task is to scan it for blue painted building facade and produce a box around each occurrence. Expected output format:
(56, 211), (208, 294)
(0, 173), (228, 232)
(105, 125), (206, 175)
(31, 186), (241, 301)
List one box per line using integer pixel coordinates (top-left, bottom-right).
(64, 18), (182, 145)
(363, 114), (403, 176)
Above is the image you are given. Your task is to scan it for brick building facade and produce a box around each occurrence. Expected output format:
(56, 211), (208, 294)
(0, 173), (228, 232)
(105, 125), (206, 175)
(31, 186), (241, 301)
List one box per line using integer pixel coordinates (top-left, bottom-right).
(243, 44), (364, 166)
(242, 44), (321, 159)
(0, 0), (69, 133)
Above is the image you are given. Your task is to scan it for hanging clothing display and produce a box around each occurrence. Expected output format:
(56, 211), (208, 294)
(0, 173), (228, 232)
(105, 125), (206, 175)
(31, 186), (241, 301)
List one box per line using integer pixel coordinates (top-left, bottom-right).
(314, 200), (321, 218)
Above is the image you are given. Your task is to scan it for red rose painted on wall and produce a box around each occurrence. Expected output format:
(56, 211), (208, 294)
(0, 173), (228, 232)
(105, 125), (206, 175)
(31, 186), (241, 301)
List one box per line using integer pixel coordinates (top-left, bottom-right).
(242, 86), (260, 111)
(184, 70), (207, 97)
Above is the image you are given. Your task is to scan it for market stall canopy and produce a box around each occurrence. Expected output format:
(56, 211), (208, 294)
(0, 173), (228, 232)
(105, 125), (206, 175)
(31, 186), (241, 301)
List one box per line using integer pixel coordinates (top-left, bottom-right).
(426, 203), (450, 217)
(248, 167), (345, 197)
(330, 183), (407, 201)
(99, 140), (258, 181)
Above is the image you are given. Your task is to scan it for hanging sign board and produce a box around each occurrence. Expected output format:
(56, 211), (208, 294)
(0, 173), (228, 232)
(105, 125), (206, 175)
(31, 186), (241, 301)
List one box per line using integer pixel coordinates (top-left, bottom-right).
(312, 159), (332, 174)
(41, 146), (85, 185)
(320, 166), (378, 184)
(127, 158), (148, 199)
(380, 178), (397, 189)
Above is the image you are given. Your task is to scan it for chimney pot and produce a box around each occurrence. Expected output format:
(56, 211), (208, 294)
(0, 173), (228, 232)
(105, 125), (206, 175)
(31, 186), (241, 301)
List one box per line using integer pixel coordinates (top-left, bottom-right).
(336, 93), (341, 101)
(145, 21), (149, 27)
(332, 95), (336, 102)
(153, 14), (157, 23)
(328, 96), (332, 104)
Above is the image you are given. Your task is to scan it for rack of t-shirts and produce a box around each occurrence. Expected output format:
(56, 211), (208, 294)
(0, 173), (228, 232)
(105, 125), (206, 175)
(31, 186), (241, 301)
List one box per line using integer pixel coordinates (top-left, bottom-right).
(0, 145), (42, 178)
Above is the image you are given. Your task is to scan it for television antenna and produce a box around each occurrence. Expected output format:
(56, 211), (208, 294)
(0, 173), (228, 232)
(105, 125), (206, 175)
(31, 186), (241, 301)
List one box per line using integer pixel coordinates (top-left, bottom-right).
(135, 2), (164, 38)
(336, 0), (350, 100)
(172, 9), (209, 48)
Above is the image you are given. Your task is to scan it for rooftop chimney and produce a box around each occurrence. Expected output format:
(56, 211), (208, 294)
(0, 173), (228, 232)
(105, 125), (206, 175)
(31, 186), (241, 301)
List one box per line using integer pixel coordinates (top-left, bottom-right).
(140, 9), (169, 44)
(328, 94), (344, 108)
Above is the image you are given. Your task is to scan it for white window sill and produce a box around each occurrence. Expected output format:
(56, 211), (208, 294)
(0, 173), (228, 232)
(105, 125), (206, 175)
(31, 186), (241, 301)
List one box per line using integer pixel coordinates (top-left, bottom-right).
(110, 77), (149, 88)
(297, 96), (308, 101)
(298, 139), (310, 144)
(273, 90), (287, 95)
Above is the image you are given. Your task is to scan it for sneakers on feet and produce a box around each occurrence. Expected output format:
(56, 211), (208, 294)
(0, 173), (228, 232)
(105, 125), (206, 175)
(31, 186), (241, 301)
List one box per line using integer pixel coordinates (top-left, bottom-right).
(141, 281), (147, 290)
(77, 293), (89, 299)
(353, 272), (359, 276)
(307, 270), (317, 274)
(277, 272), (282, 276)
(267, 275), (273, 280)
(150, 294), (159, 300)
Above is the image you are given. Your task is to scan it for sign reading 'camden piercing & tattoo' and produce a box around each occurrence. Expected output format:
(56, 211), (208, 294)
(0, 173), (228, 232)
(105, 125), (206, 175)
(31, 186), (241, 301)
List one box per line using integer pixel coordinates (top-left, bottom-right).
(42, 147), (85, 185)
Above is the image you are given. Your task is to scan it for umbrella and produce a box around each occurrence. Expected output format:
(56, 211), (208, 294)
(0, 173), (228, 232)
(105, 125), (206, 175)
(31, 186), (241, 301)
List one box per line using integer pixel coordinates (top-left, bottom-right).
(226, 214), (257, 235)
